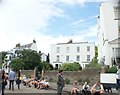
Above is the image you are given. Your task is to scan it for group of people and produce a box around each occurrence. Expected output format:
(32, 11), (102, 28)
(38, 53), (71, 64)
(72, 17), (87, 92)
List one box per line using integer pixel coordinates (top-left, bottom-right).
(71, 81), (104, 95)
(2, 66), (120, 95)
(56, 70), (104, 95)
(1, 69), (21, 95)
(1, 69), (50, 95)
(22, 75), (50, 90)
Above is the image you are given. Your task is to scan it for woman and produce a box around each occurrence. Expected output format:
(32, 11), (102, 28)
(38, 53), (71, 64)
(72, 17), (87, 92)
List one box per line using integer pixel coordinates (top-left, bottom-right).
(82, 82), (91, 95)
(16, 70), (21, 89)
(2, 70), (7, 95)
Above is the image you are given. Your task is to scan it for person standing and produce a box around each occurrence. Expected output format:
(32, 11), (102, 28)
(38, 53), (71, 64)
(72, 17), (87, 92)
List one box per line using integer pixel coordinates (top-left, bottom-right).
(116, 65), (120, 95)
(16, 70), (21, 89)
(1, 70), (6, 95)
(8, 69), (16, 91)
(57, 70), (65, 95)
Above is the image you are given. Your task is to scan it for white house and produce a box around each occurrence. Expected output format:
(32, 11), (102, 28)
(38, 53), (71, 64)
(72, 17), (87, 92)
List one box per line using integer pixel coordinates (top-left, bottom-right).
(97, 1), (120, 66)
(50, 40), (95, 69)
(3, 40), (38, 73)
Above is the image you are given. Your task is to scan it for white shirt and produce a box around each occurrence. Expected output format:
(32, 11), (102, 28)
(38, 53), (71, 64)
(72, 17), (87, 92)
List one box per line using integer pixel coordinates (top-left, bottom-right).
(117, 69), (120, 79)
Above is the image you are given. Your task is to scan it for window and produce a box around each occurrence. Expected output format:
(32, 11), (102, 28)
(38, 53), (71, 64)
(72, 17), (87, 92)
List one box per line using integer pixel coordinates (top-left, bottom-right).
(87, 46), (90, 51)
(76, 55), (80, 61)
(77, 47), (80, 53)
(66, 47), (70, 53)
(56, 55), (60, 61)
(66, 55), (69, 61)
(114, 6), (120, 20)
(87, 55), (90, 61)
(57, 47), (60, 53)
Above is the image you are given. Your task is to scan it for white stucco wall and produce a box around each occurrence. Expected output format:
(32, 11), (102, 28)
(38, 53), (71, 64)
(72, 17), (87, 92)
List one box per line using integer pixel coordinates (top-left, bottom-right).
(98, 1), (119, 66)
(50, 42), (95, 68)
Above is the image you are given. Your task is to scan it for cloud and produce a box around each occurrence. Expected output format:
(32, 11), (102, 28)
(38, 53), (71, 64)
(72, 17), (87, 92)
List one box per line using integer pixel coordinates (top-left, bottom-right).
(71, 19), (85, 26)
(0, 0), (65, 52)
(89, 15), (98, 19)
(77, 24), (98, 40)
(0, 0), (98, 54)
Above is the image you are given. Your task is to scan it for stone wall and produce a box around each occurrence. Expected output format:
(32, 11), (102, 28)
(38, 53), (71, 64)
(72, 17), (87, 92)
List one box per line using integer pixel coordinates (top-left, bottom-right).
(21, 68), (101, 85)
(21, 70), (34, 78)
(44, 68), (101, 85)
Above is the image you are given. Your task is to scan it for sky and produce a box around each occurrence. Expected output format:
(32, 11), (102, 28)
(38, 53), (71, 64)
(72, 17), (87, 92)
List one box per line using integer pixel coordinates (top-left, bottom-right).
(0, 0), (102, 54)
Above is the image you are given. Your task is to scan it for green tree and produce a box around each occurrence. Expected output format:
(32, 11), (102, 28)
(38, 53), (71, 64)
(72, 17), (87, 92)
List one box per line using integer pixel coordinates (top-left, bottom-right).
(42, 61), (53, 70)
(60, 62), (82, 71)
(2, 51), (7, 63)
(17, 50), (41, 70)
(10, 58), (24, 71)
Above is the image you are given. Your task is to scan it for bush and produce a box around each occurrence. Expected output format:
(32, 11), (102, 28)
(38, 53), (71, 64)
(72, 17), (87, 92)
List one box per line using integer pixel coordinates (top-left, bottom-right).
(107, 66), (117, 73)
(60, 62), (82, 71)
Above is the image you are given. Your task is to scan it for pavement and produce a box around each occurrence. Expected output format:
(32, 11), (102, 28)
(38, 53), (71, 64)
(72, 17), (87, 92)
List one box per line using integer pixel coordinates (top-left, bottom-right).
(4, 82), (68, 95)
(4, 82), (119, 95)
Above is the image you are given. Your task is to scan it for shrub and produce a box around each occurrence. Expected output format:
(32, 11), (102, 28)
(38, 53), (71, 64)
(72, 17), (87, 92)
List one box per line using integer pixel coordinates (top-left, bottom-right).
(60, 62), (82, 71)
(107, 66), (117, 73)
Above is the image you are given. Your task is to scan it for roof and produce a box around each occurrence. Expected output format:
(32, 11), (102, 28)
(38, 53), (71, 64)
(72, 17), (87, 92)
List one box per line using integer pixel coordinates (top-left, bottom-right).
(56, 41), (95, 45)
(109, 37), (120, 44)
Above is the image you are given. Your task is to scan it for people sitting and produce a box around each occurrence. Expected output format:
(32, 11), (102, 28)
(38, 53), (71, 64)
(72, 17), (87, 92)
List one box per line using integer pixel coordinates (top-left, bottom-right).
(71, 81), (80, 95)
(91, 81), (104, 95)
(22, 75), (27, 86)
(40, 79), (50, 89)
(82, 82), (91, 95)
(22, 75), (34, 87)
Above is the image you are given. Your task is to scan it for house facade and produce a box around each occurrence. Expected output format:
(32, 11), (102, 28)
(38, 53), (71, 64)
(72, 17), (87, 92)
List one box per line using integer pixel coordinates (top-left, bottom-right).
(3, 40), (37, 73)
(97, 1), (120, 66)
(50, 40), (95, 69)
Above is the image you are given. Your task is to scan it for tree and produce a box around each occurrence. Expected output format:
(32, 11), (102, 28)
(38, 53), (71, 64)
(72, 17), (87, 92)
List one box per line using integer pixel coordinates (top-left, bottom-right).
(60, 62), (82, 71)
(17, 50), (41, 70)
(42, 61), (53, 70)
(10, 58), (24, 71)
(2, 51), (7, 63)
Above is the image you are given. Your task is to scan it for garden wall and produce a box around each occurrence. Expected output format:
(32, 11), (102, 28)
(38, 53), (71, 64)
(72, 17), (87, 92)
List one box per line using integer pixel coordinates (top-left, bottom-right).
(21, 68), (101, 85)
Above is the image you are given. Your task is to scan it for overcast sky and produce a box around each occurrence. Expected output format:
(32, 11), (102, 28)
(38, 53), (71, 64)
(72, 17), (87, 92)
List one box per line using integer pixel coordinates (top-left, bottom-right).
(0, 0), (103, 54)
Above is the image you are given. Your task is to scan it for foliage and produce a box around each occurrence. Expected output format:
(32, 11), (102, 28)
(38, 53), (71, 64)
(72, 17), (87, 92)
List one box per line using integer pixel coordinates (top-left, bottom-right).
(107, 66), (117, 73)
(60, 62), (82, 71)
(10, 58), (24, 71)
(18, 50), (41, 70)
(41, 61), (53, 70)
(2, 51), (7, 63)
(10, 50), (42, 71)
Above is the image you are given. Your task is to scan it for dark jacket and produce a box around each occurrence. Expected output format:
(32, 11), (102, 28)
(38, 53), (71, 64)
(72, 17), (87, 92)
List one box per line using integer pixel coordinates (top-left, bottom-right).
(57, 74), (65, 88)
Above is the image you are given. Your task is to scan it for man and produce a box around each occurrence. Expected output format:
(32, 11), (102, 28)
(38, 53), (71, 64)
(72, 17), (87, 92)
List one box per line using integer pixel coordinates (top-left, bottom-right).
(8, 69), (16, 91)
(116, 65), (120, 91)
(91, 81), (104, 95)
(57, 70), (65, 95)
